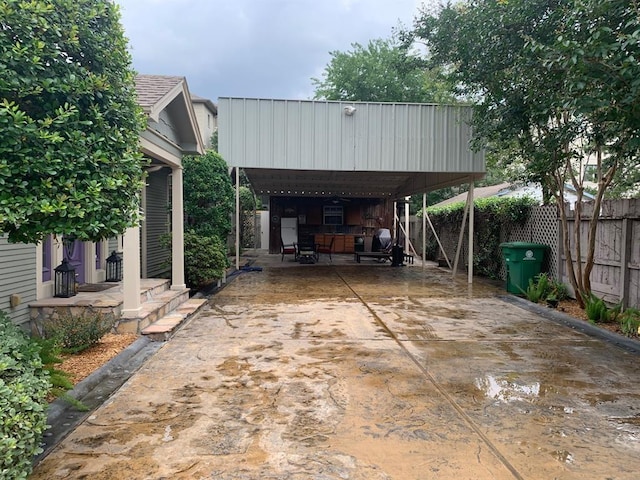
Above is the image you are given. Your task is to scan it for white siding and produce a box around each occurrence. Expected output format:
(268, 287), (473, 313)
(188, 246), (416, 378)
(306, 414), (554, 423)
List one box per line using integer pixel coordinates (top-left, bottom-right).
(218, 98), (484, 174)
(0, 235), (36, 327)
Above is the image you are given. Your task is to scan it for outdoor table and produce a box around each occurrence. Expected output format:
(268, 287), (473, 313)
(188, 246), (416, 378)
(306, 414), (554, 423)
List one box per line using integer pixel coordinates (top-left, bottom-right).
(298, 244), (316, 264)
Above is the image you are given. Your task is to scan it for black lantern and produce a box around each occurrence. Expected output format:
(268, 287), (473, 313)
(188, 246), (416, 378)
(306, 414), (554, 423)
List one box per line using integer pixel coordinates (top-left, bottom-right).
(105, 250), (123, 282)
(54, 259), (77, 298)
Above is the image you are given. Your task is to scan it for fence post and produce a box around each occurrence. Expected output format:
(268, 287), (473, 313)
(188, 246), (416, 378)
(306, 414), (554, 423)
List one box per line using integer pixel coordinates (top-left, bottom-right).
(619, 217), (632, 309)
(557, 212), (565, 284)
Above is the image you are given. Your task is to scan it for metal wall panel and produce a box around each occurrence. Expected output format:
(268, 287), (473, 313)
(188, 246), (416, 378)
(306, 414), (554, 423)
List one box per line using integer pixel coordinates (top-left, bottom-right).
(219, 98), (484, 174)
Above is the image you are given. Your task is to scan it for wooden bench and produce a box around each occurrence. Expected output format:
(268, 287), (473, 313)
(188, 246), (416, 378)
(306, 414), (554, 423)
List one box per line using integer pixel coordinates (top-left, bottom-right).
(354, 252), (414, 264)
(354, 252), (391, 263)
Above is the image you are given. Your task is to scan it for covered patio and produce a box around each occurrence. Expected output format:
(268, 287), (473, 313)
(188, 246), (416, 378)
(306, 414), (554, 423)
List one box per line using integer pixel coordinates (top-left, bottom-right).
(218, 98), (485, 279)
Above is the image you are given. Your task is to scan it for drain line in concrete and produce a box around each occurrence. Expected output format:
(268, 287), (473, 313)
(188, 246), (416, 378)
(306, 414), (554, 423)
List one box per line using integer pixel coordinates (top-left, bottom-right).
(334, 269), (525, 480)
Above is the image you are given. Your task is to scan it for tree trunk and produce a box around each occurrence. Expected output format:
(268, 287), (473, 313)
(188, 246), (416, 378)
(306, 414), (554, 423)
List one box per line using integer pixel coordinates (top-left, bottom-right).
(583, 148), (616, 294)
(553, 168), (584, 307)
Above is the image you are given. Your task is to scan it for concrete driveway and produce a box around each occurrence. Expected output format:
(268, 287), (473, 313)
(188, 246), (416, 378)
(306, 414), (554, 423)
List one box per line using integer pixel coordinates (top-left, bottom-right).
(31, 255), (640, 479)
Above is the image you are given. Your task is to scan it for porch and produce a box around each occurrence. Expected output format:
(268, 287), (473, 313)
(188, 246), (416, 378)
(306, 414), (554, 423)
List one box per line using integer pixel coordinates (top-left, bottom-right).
(29, 278), (205, 339)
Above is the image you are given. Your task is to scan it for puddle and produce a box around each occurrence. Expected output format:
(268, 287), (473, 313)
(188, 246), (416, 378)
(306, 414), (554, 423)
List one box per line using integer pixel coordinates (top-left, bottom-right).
(552, 449), (575, 464)
(475, 374), (540, 403)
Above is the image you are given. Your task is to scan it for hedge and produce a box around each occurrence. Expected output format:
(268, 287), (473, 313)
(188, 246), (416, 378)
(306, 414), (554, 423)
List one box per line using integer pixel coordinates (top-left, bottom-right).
(0, 311), (50, 479)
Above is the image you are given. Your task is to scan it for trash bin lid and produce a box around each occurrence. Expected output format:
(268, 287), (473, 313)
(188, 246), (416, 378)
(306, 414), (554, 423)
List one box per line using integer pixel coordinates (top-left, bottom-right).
(499, 242), (548, 249)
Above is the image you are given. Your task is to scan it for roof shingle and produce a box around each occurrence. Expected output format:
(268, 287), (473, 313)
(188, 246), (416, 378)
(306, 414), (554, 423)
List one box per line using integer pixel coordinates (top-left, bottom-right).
(135, 74), (184, 109)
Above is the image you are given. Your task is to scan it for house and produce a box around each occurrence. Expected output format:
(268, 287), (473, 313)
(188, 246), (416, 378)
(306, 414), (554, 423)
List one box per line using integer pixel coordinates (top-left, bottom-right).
(1, 75), (204, 330)
(430, 182), (596, 208)
(191, 94), (218, 150)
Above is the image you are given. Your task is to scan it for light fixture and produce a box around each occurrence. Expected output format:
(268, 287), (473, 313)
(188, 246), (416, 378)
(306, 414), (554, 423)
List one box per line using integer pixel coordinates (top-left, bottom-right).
(105, 251), (123, 282)
(343, 106), (356, 116)
(54, 259), (77, 298)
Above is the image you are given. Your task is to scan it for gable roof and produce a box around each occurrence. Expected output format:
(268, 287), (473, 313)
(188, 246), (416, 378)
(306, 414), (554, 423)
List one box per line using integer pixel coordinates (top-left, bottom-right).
(135, 75), (184, 117)
(135, 74), (204, 155)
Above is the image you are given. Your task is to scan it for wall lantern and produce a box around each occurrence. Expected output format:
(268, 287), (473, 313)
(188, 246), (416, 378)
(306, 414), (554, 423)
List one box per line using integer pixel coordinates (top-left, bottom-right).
(105, 250), (123, 282)
(54, 259), (77, 298)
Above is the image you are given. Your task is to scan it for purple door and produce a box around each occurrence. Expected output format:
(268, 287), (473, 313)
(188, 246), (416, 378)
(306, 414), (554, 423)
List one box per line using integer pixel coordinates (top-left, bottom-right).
(63, 237), (85, 284)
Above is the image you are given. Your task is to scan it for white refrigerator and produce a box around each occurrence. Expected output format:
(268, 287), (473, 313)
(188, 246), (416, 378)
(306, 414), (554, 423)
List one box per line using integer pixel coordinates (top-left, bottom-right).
(280, 217), (298, 245)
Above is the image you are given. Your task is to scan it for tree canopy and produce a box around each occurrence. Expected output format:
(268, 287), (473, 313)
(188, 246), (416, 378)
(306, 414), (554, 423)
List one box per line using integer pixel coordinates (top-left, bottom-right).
(312, 37), (456, 103)
(0, 0), (145, 244)
(412, 0), (640, 304)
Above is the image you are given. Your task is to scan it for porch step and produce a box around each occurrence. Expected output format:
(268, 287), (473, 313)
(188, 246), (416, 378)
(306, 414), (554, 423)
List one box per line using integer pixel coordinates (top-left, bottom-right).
(140, 298), (208, 341)
(115, 287), (190, 334)
(140, 279), (171, 304)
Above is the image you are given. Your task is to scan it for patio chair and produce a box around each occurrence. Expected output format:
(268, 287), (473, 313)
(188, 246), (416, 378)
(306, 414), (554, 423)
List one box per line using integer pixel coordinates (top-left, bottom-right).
(280, 237), (298, 261)
(316, 236), (334, 261)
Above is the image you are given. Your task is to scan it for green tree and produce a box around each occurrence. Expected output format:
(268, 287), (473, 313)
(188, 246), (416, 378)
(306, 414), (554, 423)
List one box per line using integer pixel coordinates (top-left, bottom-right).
(413, 0), (640, 305)
(0, 0), (146, 244)
(312, 37), (456, 103)
(183, 151), (234, 239)
(313, 34), (461, 213)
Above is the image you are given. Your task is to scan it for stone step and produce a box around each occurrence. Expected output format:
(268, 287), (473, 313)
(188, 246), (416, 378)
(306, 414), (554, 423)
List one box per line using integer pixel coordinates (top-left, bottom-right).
(116, 287), (190, 334)
(140, 298), (208, 341)
(140, 279), (171, 304)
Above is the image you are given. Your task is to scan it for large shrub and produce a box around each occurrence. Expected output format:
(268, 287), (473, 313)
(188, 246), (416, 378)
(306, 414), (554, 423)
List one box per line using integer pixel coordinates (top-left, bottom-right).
(162, 231), (229, 289)
(0, 312), (50, 479)
(183, 232), (228, 289)
(0, 0), (146, 244)
(183, 151), (234, 240)
(424, 196), (537, 279)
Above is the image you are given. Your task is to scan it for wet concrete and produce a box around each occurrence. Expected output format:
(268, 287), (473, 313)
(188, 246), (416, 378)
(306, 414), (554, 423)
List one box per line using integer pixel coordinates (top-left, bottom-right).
(31, 256), (640, 479)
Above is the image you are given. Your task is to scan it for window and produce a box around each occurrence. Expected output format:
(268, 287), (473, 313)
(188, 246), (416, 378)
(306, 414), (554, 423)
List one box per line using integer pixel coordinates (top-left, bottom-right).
(95, 241), (102, 269)
(323, 205), (343, 225)
(42, 235), (52, 282)
(584, 164), (598, 182)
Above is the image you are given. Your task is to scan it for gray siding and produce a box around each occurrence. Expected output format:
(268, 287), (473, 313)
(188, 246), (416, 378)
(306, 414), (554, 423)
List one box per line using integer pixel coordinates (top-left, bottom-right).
(145, 170), (171, 278)
(152, 109), (180, 145)
(108, 237), (119, 253)
(0, 235), (37, 327)
(218, 98), (484, 173)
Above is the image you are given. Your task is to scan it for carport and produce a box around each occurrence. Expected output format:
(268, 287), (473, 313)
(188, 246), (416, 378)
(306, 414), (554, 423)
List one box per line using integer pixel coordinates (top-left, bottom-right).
(218, 98), (485, 279)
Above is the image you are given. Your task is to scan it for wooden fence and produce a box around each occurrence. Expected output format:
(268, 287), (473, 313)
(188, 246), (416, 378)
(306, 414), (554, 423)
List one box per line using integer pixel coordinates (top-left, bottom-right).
(408, 198), (640, 309)
(561, 199), (640, 308)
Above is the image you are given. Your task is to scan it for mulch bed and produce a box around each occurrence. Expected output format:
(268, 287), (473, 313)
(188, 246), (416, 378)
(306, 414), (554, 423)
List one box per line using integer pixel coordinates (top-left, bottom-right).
(57, 333), (139, 385)
(557, 299), (638, 339)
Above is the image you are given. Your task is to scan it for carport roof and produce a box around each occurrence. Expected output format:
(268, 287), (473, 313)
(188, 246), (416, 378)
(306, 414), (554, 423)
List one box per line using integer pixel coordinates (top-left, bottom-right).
(218, 98), (485, 199)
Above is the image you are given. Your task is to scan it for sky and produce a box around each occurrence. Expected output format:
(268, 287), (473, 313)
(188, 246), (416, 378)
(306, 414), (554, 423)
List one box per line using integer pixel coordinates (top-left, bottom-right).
(114, 0), (427, 102)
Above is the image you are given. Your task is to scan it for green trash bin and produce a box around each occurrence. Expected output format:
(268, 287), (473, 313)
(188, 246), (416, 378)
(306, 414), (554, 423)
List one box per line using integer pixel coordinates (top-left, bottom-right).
(499, 242), (548, 294)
